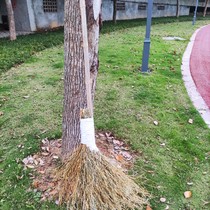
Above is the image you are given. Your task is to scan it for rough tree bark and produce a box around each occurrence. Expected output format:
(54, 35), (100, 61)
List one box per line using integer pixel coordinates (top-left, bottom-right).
(86, 0), (101, 100)
(62, 0), (101, 157)
(176, 0), (180, 18)
(113, 0), (117, 24)
(5, 0), (16, 40)
(203, 0), (209, 17)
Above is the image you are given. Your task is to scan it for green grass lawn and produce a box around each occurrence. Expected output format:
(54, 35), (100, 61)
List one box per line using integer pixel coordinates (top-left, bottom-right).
(0, 29), (64, 75)
(1, 17), (210, 209)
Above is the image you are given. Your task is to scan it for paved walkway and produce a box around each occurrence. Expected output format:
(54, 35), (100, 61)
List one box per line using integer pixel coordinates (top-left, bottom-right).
(190, 26), (210, 108)
(0, 31), (33, 38)
(182, 25), (210, 128)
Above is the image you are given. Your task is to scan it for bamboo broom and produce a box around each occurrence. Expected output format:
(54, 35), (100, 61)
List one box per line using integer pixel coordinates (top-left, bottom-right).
(79, 0), (98, 152)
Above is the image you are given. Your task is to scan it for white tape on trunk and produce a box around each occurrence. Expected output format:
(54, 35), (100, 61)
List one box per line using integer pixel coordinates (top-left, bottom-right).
(93, 0), (101, 20)
(80, 118), (99, 151)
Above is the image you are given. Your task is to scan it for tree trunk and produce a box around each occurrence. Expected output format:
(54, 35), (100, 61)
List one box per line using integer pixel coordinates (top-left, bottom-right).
(5, 0), (16, 40)
(203, 0), (209, 17)
(113, 0), (117, 24)
(176, 0), (180, 18)
(86, 0), (101, 100)
(62, 0), (101, 157)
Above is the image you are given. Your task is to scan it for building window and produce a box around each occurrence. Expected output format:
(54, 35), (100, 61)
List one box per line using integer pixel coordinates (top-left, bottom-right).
(138, 3), (147, 10)
(43, 0), (57, 12)
(116, 2), (125, 11)
(157, 5), (165, 10)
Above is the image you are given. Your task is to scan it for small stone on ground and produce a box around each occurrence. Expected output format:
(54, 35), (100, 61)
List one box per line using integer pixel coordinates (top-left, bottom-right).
(163, 36), (186, 41)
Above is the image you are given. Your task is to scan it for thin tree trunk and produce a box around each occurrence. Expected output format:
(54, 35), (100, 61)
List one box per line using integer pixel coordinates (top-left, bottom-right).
(203, 0), (209, 17)
(62, 0), (101, 157)
(176, 0), (180, 18)
(113, 0), (117, 24)
(5, 0), (16, 40)
(86, 0), (101, 100)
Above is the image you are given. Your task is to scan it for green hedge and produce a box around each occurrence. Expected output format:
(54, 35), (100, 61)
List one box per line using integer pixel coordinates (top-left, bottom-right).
(101, 16), (210, 34)
(0, 29), (64, 74)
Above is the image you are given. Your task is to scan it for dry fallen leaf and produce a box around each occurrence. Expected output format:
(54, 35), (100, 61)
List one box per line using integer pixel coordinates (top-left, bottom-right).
(26, 164), (35, 169)
(114, 146), (120, 150)
(121, 146), (129, 151)
(113, 140), (124, 146)
(153, 121), (159, 126)
(41, 147), (46, 151)
(40, 196), (47, 202)
(49, 189), (58, 196)
(39, 170), (45, 174)
(32, 180), (39, 188)
(33, 154), (39, 159)
(194, 157), (199, 164)
(34, 160), (39, 165)
(203, 200), (210, 206)
(121, 151), (132, 160)
(0, 111), (4, 116)
(57, 143), (62, 148)
(41, 152), (49, 156)
(22, 157), (29, 165)
(42, 139), (47, 144)
(28, 156), (34, 164)
(39, 158), (44, 165)
(115, 154), (124, 162)
(23, 95), (30, 99)
(105, 132), (111, 137)
(184, 191), (192, 198)
(188, 119), (193, 124)
(165, 205), (170, 210)
(146, 205), (152, 210)
(160, 197), (166, 203)
(18, 144), (24, 149)
(98, 133), (105, 137)
(16, 175), (24, 180)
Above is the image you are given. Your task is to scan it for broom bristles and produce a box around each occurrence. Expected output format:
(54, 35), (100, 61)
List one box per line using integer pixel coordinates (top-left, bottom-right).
(56, 144), (149, 210)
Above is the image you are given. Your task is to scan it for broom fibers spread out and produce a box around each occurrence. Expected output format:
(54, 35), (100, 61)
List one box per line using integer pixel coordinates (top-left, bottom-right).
(57, 144), (148, 210)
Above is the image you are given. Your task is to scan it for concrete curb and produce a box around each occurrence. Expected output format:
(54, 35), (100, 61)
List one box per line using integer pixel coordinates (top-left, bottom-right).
(181, 25), (210, 128)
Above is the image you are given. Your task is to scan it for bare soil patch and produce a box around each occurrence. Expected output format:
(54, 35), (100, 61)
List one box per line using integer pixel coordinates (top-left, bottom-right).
(22, 132), (139, 203)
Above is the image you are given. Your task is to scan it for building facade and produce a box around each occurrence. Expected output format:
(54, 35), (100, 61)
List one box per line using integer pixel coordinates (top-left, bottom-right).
(0, 0), (209, 32)
(0, 0), (64, 32)
(102, 0), (210, 21)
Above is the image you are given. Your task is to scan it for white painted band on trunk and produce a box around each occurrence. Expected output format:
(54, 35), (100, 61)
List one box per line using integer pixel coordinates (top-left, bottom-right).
(80, 118), (99, 151)
(93, 0), (101, 20)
